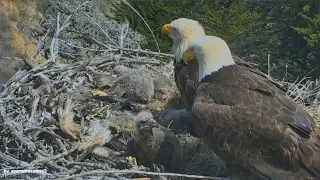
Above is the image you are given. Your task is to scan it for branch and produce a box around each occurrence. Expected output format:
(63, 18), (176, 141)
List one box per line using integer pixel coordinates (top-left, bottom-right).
(24, 127), (73, 145)
(32, 26), (52, 59)
(0, 151), (30, 167)
(61, 159), (110, 170)
(92, 38), (173, 58)
(30, 143), (79, 166)
(121, 0), (160, 52)
(57, 170), (232, 180)
(83, 12), (117, 46)
(49, 1), (91, 62)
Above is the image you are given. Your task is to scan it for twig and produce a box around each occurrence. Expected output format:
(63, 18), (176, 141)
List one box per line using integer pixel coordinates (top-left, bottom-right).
(57, 170), (232, 180)
(32, 26), (52, 59)
(92, 38), (173, 58)
(0, 97), (27, 104)
(24, 127), (73, 145)
(30, 143), (79, 166)
(29, 90), (40, 119)
(49, 1), (90, 62)
(98, 57), (161, 68)
(121, 0), (160, 52)
(83, 12), (117, 46)
(59, 39), (115, 52)
(1, 107), (68, 172)
(91, 105), (109, 117)
(0, 151), (30, 167)
(0, 107), (37, 155)
(61, 159), (110, 170)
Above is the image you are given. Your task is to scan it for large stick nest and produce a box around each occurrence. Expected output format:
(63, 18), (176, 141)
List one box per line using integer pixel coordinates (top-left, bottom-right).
(0, 1), (179, 179)
(1, 1), (319, 180)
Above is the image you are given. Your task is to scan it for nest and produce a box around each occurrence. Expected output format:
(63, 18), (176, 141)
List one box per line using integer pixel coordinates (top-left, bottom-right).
(1, 0), (319, 179)
(0, 1), (182, 179)
(0, 43), (229, 180)
(0, 51), (165, 178)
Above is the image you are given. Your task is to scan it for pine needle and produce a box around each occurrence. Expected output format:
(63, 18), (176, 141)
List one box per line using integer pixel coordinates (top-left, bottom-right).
(121, 0), (161, 52)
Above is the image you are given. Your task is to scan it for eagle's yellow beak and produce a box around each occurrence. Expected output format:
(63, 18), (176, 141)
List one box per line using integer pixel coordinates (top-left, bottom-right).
(183, 49), (196, 64)
(161, 24), (172, 34)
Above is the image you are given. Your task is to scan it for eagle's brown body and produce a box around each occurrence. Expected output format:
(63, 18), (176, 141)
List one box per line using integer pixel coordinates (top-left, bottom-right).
(174, 55), (284, 110)
(191, 64), (320, 179)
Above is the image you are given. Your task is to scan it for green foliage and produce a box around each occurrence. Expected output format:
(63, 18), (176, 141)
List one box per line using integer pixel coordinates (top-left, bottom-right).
(293, 6), (320, 47)
(110, 0), (258, 53)
(109, 0), (320, 80)
(235, 0), (320, 80)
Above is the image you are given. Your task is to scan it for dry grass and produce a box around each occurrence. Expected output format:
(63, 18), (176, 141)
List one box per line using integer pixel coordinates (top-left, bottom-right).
(278, 77), (320, 127)
(304, 106), (320, 127)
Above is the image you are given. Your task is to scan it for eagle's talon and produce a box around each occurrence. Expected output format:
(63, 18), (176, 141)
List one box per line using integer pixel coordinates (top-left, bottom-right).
(91, 90), (108, 97)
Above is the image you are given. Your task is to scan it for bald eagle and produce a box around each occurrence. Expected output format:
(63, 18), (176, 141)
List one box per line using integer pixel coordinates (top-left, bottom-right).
(182, 35), (320, 179)
(161, 18), (283, 110)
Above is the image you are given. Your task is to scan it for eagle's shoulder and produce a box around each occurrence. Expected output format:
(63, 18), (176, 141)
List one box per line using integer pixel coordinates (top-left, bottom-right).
(197, 64), (316, 138)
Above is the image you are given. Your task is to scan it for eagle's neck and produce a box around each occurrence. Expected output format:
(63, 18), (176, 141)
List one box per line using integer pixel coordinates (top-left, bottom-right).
(199, 56), (235, 81)
(173, 40), (189, 63)
(173, 34), (204, 63)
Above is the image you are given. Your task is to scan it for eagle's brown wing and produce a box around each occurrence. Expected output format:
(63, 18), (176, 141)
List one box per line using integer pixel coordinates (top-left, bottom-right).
(174, 60), (198, 110)
(192, 65), (320, 178)
(173, 56), (285, 111)
(233, 55), (286, 92)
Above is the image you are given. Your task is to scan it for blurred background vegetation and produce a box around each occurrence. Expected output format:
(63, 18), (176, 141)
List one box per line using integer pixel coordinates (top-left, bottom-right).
(110, 0), (320, 81)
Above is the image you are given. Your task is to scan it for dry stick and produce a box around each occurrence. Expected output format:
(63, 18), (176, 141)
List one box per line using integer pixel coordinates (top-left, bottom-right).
(92, 38), (174, 58)
(55, 138), (73, 161)
(1, 107), (67, 172)
(31, 56), (115, 77)
(121, 0), (160, 52)
(24, 127), (73, 145)
(120, 57), (161, 63)
(30, 143), (79, 166)
(2, 60), (52, 95)
(57, 170), (232, 180)
(98, 58), (161, 68)
(1, 124), (37, 156)
(0, 151), (30, 167)
(59, 39), (116, 52)
(32, 26), (52, 60)
(31, 66), (76, 77)
(60, 159), (110, 170)
(0, 97), (27, 103)
(49, 1), (91, 62)
(29, 91), (40, 119)
(83, 12), (117, 46)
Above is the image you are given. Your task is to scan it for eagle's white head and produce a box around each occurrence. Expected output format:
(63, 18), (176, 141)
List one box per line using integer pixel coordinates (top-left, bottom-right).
(161, 18), (205, 63)
(182, 36), (235, 81)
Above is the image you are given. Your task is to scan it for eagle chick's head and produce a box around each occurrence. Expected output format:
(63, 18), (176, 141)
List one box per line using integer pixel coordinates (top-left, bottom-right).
(183, 35), (235, 81)
(134, 110), (158, 134)
(161, 18), (205, 62)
